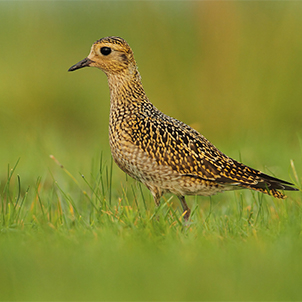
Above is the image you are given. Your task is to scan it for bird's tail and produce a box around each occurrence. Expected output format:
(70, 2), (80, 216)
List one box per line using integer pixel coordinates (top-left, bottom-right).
(241, 172), (298, 199)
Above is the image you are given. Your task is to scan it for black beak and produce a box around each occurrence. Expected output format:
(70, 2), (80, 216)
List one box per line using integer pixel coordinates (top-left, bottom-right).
(68, 57), (94, 72)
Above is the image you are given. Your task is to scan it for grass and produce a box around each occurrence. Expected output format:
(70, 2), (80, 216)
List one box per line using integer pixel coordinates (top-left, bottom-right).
(0, 153), (301, 300)
(1, 1), (302, 300)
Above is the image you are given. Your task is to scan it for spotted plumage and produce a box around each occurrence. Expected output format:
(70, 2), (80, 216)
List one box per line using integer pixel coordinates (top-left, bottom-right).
(69, 36), (298, 220)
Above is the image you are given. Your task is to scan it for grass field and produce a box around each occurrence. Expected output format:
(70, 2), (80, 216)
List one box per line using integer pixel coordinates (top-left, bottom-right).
(1, 1), (302, 301)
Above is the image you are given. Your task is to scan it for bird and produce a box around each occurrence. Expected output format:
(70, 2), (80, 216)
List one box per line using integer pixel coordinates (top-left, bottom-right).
(68, 36), (298, 220)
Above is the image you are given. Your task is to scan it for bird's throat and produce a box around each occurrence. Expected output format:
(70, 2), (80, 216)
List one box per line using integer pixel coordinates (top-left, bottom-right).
(107, 72), (147, 107)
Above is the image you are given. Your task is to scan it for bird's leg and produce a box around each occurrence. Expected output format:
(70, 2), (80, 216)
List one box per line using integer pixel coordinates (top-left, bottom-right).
(150, 188), (163, 220)
(152, 193), (161, 207)
(178, 196), (191, 221)
(148, 186), (162, 207)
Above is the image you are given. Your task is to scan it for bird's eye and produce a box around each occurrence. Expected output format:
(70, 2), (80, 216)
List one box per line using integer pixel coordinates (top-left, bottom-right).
(100, 47), (112, 56)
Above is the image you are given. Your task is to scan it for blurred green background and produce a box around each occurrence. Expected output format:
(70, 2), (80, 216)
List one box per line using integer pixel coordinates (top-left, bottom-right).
(1, 1), (302, 184)
(1, 2), (302, 301)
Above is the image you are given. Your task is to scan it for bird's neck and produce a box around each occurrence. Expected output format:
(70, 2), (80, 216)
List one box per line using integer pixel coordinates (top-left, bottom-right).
(106, 68), (148, 107)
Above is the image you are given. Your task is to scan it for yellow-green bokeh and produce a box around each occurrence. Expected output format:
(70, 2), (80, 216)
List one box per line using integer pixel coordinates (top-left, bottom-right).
(1, 3), (302, 300)
(0, 1), (301, 182)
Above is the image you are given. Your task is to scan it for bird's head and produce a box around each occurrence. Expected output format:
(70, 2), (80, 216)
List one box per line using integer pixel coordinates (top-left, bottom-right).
(68, 36), (136, 76)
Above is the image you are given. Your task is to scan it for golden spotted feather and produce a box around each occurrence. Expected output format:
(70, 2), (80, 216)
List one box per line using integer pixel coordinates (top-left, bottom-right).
(69, 36), (298, 220)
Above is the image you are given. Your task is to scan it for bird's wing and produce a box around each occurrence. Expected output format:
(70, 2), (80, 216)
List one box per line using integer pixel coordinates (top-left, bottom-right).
(131, 109), (297, 195)
(131, 111), (236, 181)
(172, 120), (297, 192)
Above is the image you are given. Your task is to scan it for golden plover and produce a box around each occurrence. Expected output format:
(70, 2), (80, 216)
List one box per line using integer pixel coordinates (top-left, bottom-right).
(69, 36), (298, 220)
